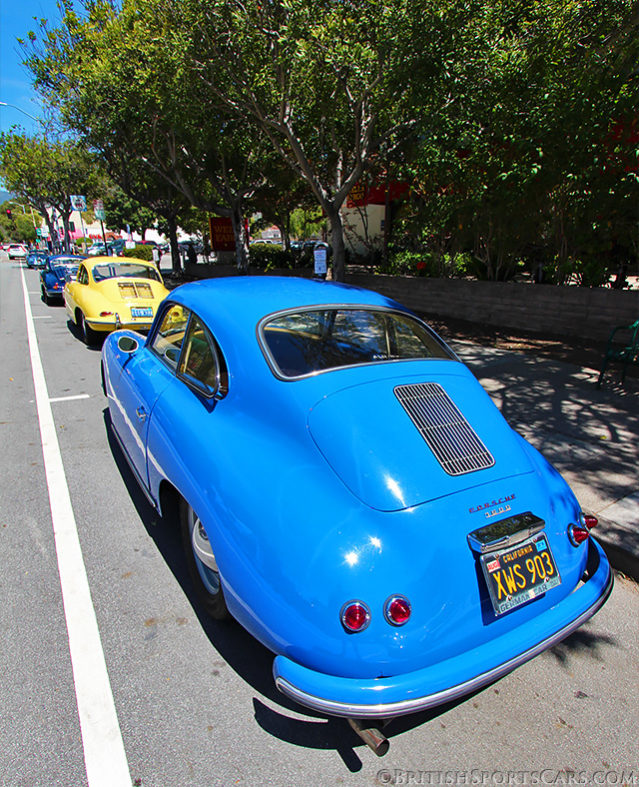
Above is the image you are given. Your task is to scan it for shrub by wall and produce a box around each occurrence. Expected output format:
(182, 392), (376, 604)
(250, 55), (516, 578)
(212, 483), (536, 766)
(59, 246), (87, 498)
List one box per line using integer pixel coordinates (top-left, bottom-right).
(123, 244), (154, 261)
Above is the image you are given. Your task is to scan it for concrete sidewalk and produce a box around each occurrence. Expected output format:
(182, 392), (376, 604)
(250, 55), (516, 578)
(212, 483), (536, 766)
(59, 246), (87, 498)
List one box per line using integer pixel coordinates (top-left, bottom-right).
(453, 340), (639, 580)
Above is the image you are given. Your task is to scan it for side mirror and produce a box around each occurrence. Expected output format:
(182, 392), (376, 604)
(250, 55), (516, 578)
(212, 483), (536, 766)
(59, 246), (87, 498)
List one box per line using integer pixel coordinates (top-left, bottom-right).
(117, 335), (139, 354)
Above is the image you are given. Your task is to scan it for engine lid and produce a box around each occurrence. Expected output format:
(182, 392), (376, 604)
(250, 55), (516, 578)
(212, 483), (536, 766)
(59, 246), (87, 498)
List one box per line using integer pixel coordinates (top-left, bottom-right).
(307, 364), (534, 511)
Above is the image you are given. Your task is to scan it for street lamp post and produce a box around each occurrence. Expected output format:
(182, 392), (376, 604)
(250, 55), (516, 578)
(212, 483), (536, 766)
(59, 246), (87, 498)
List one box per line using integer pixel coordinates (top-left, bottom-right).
(0, 101), (40, 124)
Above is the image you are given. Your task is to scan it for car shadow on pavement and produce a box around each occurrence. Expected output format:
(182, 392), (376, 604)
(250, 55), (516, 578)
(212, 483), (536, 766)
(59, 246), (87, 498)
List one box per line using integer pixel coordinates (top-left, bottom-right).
(66, 318), (105, 350)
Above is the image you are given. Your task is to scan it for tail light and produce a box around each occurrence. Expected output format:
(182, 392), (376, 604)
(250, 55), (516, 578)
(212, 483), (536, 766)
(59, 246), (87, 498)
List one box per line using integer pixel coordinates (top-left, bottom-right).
(340, 601), (370, 632)
(384, 595), (412, 626)
(568, 513), (597, 547)
(580, 513), (598, 530)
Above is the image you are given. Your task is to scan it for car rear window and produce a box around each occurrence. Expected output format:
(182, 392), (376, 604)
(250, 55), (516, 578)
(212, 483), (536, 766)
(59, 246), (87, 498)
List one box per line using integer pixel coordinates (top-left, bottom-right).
(92, 262), (161, 282)
(261, 307), (454, 378)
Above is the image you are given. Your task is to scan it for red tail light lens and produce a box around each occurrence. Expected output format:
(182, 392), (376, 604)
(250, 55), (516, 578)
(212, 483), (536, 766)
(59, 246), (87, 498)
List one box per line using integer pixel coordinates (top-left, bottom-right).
(384, 595), (411, 626)
(340, 601), (371, 632)
(568, 524), (590, 546)
(581, 513), (598, 530)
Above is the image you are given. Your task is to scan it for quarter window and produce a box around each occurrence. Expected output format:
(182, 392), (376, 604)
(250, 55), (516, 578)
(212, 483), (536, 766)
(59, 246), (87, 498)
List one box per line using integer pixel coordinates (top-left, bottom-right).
(178, 315), (221, 393)
(151, 303), (190, 369)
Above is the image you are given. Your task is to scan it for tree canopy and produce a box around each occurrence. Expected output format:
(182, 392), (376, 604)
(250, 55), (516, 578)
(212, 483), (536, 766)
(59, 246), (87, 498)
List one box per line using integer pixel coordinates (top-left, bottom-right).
(16, 0), (639, 282)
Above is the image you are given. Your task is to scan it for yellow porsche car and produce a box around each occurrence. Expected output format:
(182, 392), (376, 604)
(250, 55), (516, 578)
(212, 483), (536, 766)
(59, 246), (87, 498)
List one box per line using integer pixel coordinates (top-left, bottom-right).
(64, 256), (170, 345)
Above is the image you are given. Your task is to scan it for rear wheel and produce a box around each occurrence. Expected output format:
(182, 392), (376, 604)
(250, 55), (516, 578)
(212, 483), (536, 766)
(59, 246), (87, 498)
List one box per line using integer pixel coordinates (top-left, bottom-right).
(180, 499), (229, 619)
(41, 286), (49, 305)
(78, 311), (98, 346)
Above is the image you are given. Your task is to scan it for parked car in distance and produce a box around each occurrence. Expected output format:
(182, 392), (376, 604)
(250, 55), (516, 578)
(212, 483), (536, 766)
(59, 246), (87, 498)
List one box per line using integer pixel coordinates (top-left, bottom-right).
(87, 239), (124, 257)
(100, 276), (612, 739)
(8, 244), (28, 261)
(178, 239), (204, 255)
(26, 249), (49, 269)
(40, 254), (86, 304)
(64, 256), (169, 345)
(109, 238), (126, 255)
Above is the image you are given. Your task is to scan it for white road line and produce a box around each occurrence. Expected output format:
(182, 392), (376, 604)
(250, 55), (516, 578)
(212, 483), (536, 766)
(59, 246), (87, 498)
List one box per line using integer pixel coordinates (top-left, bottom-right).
(20, 268), (131, 787)
(50, 394), (91, 403)
(32, 315), (52, 319)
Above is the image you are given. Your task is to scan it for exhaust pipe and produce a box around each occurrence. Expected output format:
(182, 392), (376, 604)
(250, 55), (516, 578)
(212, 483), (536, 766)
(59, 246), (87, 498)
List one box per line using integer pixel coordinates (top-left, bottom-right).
(347, 718), (390, 756)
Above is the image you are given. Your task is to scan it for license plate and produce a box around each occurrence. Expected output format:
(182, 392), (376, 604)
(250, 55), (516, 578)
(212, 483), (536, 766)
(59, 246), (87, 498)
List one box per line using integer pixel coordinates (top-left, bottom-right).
(480, 533), (561, 615)
(131, 307), (153, 319)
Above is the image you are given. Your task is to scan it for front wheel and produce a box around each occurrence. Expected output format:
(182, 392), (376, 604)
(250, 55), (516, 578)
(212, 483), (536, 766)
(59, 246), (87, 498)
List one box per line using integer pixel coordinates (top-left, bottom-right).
(180, 499), (229, 619)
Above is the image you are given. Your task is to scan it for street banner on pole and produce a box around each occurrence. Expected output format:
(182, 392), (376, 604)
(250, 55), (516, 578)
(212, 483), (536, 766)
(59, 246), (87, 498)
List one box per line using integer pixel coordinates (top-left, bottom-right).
(70, 195), (87, 212)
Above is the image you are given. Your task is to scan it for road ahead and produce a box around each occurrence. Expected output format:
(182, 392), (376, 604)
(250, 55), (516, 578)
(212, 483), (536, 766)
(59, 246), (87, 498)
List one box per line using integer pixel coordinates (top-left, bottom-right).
(1, 256), (638, 787)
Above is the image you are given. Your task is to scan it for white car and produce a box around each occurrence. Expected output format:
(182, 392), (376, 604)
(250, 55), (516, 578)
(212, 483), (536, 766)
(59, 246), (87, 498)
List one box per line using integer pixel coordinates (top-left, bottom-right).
(8, 244), (27, 260)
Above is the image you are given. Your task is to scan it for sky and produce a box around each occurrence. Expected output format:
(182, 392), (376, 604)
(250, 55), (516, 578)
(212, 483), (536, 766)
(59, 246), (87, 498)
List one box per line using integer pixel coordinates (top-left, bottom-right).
(0, 0), (65, 136)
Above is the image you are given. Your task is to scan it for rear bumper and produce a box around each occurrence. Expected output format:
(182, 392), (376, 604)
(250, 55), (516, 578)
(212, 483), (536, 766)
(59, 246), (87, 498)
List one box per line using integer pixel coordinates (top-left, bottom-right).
(273, 538), (613, 719)
(86, 317), (154, 333)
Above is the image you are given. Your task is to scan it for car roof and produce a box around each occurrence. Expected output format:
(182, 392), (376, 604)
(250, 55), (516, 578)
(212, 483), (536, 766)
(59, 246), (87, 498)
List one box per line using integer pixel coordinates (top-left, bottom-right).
(169, 276), (407, 330)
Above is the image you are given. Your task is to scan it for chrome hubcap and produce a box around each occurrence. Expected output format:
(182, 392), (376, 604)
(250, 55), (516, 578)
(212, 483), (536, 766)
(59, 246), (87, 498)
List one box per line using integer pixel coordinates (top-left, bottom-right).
(189, 507), (220, 595)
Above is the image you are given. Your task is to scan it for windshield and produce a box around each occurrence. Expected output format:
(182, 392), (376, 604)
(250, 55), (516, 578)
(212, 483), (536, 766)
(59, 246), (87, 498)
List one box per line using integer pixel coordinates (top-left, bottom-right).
(261, 307), (454, 378)
(92, 262), (161, 282)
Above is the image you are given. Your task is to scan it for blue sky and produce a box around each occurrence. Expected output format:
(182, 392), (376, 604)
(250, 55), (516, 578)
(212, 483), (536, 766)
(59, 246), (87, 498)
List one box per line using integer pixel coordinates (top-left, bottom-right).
(0, 0), (64, 135)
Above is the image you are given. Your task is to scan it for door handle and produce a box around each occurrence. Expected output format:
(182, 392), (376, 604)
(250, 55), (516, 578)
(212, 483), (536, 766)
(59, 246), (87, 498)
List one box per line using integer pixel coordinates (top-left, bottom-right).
(136, 407), (147, 422)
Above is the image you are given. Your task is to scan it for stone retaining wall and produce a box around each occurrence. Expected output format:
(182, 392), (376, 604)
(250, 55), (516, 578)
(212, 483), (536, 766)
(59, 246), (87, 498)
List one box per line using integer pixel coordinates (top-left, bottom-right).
(184, 263), (639, 343)
(344, 274), (639, 343)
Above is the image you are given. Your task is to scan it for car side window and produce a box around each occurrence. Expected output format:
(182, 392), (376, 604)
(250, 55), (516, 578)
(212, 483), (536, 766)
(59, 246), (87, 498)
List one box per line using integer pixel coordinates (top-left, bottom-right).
(151, 303), (190, 369)
(178, 314), (225, 396)
(77, 265), (89, 285)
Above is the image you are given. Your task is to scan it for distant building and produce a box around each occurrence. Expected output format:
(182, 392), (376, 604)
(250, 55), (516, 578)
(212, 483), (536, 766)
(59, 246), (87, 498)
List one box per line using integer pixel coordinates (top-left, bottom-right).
(342, 180), (408, 258)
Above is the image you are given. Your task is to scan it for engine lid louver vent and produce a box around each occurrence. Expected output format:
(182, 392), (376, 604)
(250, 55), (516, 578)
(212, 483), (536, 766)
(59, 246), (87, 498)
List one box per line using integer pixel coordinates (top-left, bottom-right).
(394, 382), (495, 476)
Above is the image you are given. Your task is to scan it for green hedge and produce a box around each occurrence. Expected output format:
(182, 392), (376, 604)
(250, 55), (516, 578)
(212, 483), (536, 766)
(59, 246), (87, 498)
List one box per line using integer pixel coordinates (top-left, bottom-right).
(249, 243), (296, 270)
(123, 244), (154, 261)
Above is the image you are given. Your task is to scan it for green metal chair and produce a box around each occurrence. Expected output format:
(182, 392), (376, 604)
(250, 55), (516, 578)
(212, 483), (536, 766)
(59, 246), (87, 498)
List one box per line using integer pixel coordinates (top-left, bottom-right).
(597, 319), (639, 387)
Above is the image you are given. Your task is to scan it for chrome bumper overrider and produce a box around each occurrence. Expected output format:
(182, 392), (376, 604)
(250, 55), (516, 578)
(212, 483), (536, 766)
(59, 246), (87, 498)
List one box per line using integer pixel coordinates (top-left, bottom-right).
(273, 541), (614, 719)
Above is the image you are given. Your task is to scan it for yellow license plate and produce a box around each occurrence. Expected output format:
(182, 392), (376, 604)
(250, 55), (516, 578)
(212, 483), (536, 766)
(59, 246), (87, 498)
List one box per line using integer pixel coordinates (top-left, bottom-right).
(481, 533), (561, 615)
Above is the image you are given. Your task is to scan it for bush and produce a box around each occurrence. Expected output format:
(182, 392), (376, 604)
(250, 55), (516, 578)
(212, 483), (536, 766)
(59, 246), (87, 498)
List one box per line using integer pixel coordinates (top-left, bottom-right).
(380, 249), (471, 278)
(249, 243), (295, 271)
(123, 244), (153, 261)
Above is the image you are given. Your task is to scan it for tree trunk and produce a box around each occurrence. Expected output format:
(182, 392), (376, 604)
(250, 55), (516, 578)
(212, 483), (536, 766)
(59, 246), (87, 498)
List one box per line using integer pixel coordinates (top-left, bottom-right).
(167, 217), (181, 275)
(41, 209), (57, 251)
(231, 203), (249, 273)
(61, 214), (72, 252)
(326, 204), (346, 281)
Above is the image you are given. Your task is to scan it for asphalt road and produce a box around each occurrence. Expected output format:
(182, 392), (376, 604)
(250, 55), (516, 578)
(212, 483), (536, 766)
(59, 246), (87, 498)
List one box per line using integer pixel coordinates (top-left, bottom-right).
(1, 256), (638, 787)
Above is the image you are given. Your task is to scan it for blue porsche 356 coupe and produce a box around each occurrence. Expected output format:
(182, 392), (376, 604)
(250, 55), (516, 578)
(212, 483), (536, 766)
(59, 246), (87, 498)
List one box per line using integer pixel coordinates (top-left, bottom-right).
(40, 254), (85, 304)
(101, 276), (612, 742)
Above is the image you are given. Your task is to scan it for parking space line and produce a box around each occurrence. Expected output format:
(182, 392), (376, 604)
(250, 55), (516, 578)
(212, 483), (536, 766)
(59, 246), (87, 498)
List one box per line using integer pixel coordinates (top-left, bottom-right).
(20, 268), (131, 787)
(50, 394), (91, 403)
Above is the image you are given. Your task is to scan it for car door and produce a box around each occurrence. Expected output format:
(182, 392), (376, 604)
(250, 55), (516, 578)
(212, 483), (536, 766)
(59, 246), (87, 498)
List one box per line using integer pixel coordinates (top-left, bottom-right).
(108, 302), (191, 488)
(144, 308), (228, 508)
(64, 262), (88, 318)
